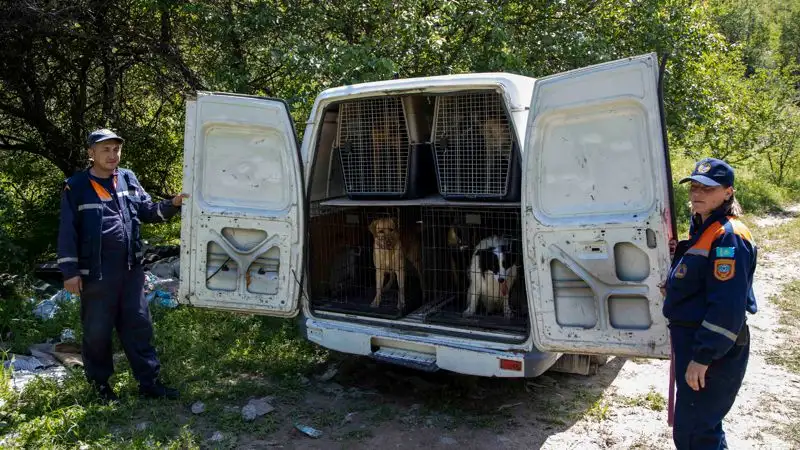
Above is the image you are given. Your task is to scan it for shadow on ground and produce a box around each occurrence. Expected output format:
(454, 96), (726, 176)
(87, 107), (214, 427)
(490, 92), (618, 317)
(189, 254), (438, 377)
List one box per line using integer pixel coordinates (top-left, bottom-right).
(221, 354), (628, 450)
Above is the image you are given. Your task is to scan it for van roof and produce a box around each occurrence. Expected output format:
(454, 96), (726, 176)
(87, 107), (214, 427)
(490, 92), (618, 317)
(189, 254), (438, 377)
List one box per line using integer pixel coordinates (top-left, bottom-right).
(315, 72), (537, 106)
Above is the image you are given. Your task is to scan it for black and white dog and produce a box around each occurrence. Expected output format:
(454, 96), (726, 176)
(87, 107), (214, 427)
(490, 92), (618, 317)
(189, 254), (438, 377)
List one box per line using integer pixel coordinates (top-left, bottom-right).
(463, 236), (519, 319)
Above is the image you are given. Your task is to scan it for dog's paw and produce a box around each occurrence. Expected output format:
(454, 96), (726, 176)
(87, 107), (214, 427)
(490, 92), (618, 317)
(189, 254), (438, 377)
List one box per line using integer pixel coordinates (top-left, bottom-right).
(462, 309), (475, 317)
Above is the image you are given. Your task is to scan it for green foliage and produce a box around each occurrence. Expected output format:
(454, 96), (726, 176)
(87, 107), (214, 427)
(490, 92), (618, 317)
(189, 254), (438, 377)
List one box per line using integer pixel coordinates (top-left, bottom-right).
(0, 0), (797, 272)
(708, 0), (771, 71)
(0, 152), (62, 272)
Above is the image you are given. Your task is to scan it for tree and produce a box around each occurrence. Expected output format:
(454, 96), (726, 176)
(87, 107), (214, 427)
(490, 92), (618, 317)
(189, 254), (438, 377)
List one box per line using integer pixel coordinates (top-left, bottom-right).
(0, 0), (203, 184)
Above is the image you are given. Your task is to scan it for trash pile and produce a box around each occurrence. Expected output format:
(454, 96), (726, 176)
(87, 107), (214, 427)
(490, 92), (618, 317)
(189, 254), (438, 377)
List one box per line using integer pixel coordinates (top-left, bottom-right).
(31, 245), (182, 320)
(143, 251), (180, 308)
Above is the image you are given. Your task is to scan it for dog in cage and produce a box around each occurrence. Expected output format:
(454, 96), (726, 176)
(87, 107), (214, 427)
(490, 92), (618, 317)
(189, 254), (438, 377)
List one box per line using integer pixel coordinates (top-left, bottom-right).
(480, 116), (512, 193)
(369, 217), (424, 310)
(463, 235), (520, 319)
(369, 104), (405, 191)
(327, 246), (361, 298)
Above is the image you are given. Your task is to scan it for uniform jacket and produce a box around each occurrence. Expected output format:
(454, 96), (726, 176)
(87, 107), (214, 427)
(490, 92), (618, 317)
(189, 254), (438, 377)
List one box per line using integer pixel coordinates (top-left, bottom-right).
(663, 207), (758, 365)
(57, 168), (180, 281)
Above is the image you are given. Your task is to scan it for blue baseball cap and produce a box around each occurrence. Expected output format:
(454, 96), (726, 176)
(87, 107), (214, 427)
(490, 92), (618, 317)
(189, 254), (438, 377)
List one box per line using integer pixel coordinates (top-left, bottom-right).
(679, 158), (734, 187)
(87, 128), (124, 147)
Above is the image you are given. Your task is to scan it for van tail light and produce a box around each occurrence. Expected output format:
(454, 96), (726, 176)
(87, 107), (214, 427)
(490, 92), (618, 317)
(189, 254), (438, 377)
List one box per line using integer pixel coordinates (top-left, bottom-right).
(499, 358), (522, 371)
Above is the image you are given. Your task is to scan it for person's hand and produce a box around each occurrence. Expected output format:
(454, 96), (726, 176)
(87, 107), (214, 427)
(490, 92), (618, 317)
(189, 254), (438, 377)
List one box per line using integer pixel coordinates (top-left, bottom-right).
(658, 280), (667, 298)
(172, 193), (190, 207)
(64, 276), (82, 295)
(685, 360), (709, 391)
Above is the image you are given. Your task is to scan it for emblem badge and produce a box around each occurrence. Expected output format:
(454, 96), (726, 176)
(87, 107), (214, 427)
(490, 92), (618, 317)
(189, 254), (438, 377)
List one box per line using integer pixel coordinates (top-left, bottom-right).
(674, 263), (688, 279)
(697, 162), (712, 174)
(714, 258), (735, 281)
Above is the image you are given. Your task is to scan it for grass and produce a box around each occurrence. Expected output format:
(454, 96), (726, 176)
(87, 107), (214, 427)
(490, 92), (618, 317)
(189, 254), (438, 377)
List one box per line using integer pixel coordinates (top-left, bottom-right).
(620, 389), (666, 412)
(584, 397), (610, 421)
(765, 280), (800, 375)
(0, 304), (328, 448)
(753, 215), (800, 254)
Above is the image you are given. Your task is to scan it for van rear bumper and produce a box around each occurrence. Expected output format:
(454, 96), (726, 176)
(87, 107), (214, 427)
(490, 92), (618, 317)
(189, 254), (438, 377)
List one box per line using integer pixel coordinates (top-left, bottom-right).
(300, 317), (561, 378)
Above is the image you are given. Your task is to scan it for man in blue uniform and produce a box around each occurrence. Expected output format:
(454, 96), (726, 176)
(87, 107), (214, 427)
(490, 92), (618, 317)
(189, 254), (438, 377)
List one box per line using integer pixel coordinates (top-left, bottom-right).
(664, 158), (757, 449)
(58, 128), (188, 402)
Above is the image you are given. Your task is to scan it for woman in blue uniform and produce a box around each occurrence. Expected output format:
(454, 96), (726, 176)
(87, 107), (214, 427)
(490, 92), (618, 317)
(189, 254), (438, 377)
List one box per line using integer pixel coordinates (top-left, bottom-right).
(663, 157), (757, 449)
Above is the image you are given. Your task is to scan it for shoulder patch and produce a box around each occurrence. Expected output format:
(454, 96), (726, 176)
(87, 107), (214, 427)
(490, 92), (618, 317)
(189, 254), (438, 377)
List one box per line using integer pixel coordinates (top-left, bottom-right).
(715, 246), (735, 258)
(674, 263), (687, 279)
(714, 258), (736, 281)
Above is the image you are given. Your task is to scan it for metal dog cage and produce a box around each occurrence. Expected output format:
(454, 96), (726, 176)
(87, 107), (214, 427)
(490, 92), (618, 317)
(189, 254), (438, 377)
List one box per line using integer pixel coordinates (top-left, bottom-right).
(420, 206), (528, 332)
(308, 204), (424, 318)
(431, 91), (522, 201)
(335, 97), (433, 199)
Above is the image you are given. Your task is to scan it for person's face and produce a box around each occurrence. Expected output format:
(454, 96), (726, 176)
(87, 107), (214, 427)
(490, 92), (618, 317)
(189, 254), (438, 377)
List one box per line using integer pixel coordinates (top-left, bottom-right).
(689, 181), (733, 217)
(88, 140), (122, 172)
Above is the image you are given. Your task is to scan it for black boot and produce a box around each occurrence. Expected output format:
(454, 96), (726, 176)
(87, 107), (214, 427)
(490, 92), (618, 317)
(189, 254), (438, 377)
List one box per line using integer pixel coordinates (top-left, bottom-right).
(95, 383), (119, 404)
(139, 380), (179, 400)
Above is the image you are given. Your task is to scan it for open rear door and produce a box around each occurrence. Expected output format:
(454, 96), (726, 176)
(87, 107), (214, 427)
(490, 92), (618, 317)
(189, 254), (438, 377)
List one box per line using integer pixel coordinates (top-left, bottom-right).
(522, 53), (673, 358)
(178, 92), (305, 317)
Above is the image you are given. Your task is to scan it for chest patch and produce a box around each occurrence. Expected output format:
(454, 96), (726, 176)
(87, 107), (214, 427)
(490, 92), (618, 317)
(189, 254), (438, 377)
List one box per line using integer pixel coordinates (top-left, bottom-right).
(714, 258), (735, 281)
(674, 263), (688, 279)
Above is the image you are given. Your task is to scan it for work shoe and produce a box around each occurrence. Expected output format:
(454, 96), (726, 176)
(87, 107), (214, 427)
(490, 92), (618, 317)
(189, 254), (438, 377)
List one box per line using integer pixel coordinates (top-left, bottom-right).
(96, 383), (119, 404)
(139, 380), (180, 400)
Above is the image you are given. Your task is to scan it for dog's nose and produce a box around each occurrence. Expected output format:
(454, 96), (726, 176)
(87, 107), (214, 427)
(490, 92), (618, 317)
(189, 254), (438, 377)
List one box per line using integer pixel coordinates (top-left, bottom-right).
(498, 277), (506, 283)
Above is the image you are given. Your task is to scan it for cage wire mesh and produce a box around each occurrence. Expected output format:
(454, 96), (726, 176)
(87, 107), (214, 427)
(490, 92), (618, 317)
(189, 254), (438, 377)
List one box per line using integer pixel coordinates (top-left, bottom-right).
(432, 91), (514, 198)
(337, 97), (411, 196)
(308, 204), (423, 317)
(421, 206), (528, 330)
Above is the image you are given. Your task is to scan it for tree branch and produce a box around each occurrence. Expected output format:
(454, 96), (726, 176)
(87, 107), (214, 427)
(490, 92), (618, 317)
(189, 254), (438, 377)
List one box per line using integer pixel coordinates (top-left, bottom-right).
(157, 5), (206, 91)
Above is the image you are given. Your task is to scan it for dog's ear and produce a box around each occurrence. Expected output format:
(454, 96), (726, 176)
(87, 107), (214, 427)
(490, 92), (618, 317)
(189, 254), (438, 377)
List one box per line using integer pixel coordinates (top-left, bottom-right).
(447, 227), (457, 247)
(369, 219), (378, 237)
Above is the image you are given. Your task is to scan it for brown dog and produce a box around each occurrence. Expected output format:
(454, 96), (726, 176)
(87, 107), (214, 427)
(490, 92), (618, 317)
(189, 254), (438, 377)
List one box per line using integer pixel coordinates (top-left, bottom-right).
(481, 116), (511, 152)
(369, 217), (423, 310)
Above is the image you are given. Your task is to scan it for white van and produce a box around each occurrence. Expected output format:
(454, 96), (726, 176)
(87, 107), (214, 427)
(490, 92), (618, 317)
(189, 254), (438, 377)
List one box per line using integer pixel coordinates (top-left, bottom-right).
(177, 53), (675, 378)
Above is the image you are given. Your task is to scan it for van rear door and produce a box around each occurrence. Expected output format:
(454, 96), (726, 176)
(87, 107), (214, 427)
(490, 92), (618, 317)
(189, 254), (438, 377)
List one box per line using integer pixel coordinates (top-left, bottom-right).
(522, 53), (674, 358)
(178, 93), (305, 317)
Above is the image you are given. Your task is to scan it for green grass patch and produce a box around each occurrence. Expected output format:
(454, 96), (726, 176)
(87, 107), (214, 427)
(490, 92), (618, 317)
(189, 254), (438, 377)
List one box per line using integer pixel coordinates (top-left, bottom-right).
(620, 389), (666, 412)
(0, 305), (328, 448)
(584, 397), (610, 421)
